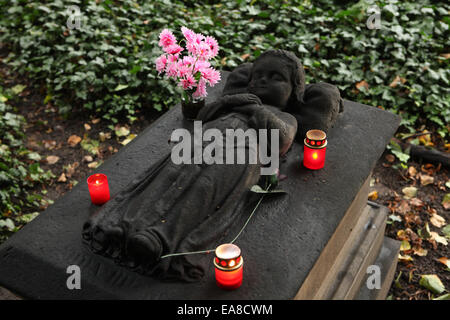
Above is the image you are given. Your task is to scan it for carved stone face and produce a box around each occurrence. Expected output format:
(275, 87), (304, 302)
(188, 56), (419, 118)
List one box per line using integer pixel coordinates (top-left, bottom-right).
(248, 56), (293, 109)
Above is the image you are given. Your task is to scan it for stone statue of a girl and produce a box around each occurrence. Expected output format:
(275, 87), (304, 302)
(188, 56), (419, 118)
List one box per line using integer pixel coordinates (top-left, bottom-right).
(82, 49), (343, 282)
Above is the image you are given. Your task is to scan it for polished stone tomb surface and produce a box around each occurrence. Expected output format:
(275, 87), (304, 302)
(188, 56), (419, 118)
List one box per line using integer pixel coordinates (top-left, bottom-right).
(0, 71), (400, 299)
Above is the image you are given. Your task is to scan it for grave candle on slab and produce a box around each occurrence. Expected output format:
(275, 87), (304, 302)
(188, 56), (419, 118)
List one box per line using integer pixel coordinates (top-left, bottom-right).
(303, 129), (327, 170)
(87, 173), (110, 205)
(214, 243), (243, 290)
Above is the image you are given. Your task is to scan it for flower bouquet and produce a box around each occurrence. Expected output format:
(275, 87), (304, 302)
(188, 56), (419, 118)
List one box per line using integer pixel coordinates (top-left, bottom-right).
(155, 27), (221, 120)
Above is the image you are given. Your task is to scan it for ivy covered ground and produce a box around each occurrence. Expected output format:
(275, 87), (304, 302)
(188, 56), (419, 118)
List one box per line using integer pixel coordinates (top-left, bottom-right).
(0, 0), (449, 299)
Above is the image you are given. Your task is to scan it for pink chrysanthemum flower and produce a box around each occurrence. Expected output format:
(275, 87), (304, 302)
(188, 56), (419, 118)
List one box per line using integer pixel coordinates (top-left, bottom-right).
(205, 36), (219, 59)
(155, 54), (167, 74)
(181, 26), (196, 43)
(195, 42), (211, 60)
(179, 73), (196, 90)
(164, 44), (184, 55)
(158, 29), (176, 48)
(165, 60), (179, 79)
(193, 60), (211, 73)
(182, 55), (195, 67)
(200, 67), (221, 86)
(167, 54), (179, 63)
(156, 27), (221, 100)
(177, 64), (192, 78)
(192, 78), (207, 99)
(194, 33), (205, 44)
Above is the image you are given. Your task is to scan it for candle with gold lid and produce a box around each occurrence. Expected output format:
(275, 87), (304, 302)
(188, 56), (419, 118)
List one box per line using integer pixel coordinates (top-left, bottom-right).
(303, 129), (327, 170)
(214, 243), (243, 290)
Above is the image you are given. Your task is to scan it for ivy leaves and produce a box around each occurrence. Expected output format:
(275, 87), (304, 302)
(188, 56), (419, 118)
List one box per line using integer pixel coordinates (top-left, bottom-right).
(0, 0), (448, 136)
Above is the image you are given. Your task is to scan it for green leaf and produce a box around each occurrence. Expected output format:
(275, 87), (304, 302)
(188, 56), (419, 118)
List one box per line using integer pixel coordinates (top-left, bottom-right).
(80, 138), (100, 155)
(442, 194), (450, 210)
(27, 152), (42, 161)
(388, 214), (402, 223)
(433, 293), (450, 300)
(0, 218), (15, 231)
(419, 275), (445, 294)
(394, 271), (403, 289)
(115, 126), (130, 137)
(114, 84), (129, 92)
(442, 225), (450, 239)
(16, 212), (39, 223)
(418, 223), (432, 240)
(11, 84), (26, 95)
(250, 185), (286, 194)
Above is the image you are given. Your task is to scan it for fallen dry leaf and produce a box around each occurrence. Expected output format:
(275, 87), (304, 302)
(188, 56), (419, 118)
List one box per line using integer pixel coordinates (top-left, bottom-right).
(398, 254), (413, 262)
(385, 154), (395, 163)
(67, 135), (82, 147)
(355, 80), (369, 91)
(406, 228), (422, 246)
(437, 257), (450, 268)
(57, 173), (67, 183)
(404, 212), (422, 226)
(83, 155), (93, 163)
(402, 186), (418, 199)
(418, 131), (432, 147)
(46, 155), (60, 165)
(419, 174), (434, 186)
(397, 229), (409, 241)
(99, 131), (112, 142)
(408, 166), (418, 178)
(430, 213), (446, 228)
(120, 133), (137, 146)
(409, 198), (424, 208)
(84, 123), (91, 131)
(389, 75), (406, 88)
(430, 232), (448, 246)
(115, 125), (130, 137)
(400, 240), (411, 251)
(91, 118), (101, 124)
(65, 162), (79, 178)
(368, 190), (378, 201)
(396, 200), (411, 215)
(412, 245), (428, 257)
(43, 140), (57, 150)
(88, 161), (98, 169)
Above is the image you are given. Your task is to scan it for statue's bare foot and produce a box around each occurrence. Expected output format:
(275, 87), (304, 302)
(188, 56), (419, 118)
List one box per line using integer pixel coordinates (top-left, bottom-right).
(126, 230), (163, 272)
(82, 222), (124, 258)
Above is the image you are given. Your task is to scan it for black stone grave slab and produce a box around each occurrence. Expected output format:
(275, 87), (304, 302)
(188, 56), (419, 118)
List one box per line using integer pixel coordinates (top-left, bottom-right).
(0, 71), (400, 299)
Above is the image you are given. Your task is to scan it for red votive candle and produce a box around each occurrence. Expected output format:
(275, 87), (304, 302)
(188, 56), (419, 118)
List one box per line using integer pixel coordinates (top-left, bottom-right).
(87, 173), (110, 205)
(303, 129), (327, 170)
(214, 243), (243, 290)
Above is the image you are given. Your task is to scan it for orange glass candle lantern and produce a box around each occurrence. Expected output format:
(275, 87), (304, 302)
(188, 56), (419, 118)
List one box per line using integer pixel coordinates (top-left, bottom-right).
(303, 129), (327, 170)
(87, 173), (110, 205)
(214, 243), (243, 290)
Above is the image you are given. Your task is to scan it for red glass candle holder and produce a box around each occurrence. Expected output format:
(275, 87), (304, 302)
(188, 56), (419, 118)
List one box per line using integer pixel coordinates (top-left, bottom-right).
(214, 243), (243, 290)
(87, 173), (110, 205)
(303, 129), (327, 170)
